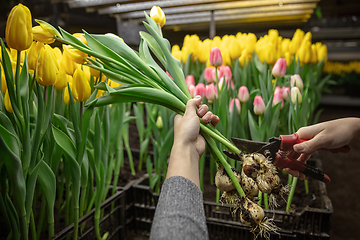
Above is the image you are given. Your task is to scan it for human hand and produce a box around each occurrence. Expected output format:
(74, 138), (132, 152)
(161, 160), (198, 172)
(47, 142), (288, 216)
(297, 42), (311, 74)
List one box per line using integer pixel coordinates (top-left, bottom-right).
(173, 95), (219, 157)
(284, 117), (360, 180)
(167, 95), (219, 187)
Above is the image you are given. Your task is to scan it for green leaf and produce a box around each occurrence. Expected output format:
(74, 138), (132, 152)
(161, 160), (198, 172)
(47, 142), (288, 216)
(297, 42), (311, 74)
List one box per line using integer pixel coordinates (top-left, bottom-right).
(38, 160), (56, 229)
(58, 27), (89, 49)
(139, 31), (166, 66)
(52, 125), (76, 161)
(248, 111), (262, 141)
(0, 123), (20, 157)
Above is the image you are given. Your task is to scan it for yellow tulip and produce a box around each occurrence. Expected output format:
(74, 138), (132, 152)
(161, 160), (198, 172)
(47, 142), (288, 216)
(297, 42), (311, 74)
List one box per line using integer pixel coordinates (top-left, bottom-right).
(73, 33), (88, 45)
(296, 40), (311, 64)
(264, 43), (277, 65)
(63, 43), (87, 65)
(36, 45), (58, 86)
(32, 25), (55, 44)
(150, 6), (166, 28)
(289, 29), (304, 55)
(64, 83), (76, 105)
(239, 49), (252, 68)
(4, 89), (13, 113)
(73, 68), (91, 102)
(310, 44), (317, 64)
(244, 33), (257, 54)
(109, 79), (124, 88)
(61, 45), (78, 75)
(171, 45), (182, 62)
(10, 48), (26, 65)
(95, 89), (104, 98)
(317, 43), (328, 62)
(54, 67), (67, 90)
(27, 41), (44, 71)
(282, 38), (290, 53)
(5, 4), (33, 51)
(198, 39), (212, 63)
(229, 37), (242, 61)
(284, 52), (292, 67)
(303, 31), (312, 43)
(268, 29), (279, 45)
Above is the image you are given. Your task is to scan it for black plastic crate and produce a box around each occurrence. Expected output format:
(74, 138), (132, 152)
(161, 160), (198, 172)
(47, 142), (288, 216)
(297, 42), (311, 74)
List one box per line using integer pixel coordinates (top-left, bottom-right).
(126, 159), (332, 240)
(52, 182), (133, 240)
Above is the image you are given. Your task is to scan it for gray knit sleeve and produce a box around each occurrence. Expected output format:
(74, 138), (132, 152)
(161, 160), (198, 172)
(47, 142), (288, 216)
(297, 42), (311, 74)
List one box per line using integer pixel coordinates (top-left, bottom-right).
(149, 176), (209, 240)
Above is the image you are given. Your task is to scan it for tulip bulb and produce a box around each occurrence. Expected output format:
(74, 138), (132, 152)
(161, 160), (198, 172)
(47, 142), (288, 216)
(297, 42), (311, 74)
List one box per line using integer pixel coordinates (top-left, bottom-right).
(215, 165), (241, 192)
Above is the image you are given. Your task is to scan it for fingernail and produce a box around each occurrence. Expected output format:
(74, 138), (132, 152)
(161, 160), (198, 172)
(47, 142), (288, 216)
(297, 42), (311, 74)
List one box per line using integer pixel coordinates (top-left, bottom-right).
(203, 114), (210, 122)
(195, 95), (201, 100)
(197, 107), (205, 115)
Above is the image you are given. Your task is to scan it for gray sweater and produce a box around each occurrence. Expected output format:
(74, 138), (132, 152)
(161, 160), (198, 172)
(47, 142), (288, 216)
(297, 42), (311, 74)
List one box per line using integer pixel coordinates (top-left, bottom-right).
(149, 176), (209, 240)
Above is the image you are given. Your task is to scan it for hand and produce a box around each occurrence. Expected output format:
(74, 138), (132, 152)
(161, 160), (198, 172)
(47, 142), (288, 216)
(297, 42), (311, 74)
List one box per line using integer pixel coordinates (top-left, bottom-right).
(284, 117), (360, 180)
(166, 95), (219, 187)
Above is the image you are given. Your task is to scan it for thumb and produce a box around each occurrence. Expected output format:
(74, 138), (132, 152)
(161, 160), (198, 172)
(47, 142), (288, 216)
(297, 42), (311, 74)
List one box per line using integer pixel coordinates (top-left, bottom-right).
(293, 137), (323, 155)
(184, 95), (202, 117)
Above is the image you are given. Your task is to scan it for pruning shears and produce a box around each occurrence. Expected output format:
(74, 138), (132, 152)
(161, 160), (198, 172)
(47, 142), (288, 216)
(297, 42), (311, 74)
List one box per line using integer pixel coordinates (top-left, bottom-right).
(223, 133), (350, 184)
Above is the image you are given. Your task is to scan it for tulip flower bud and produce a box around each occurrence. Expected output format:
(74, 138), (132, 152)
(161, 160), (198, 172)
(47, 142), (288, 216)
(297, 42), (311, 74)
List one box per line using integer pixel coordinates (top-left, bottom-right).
(36, 45), (58, 87)
(272, 87), (284, 108)
(272, 58), (287, 78)
(171, 45), (182, 62)
(282, 86), (290, 101)
(63, 44), (87, 65)
(230, 98), (241, 115)
(209, 47), (223, 67)
(32, 25), (55, 44)
(291, 87), (302, 104)
(54, 67), (68, 90)
(317, 44), (328, 62)
(185, 75), (195, 86)
(73, 68), (91, 102)
(4, 89), (13, 113)
(205, 83), (217, 104)
(5, 4), (33, 51)
(166, 71), (173, 80)
(198, 39), (212, 64)
(195, 83), (206, 97)
(218, 65), (232, 82)
(156, 116), (163, 130)
(188, 84), (196, 98)
(229, 38), (241, 60)
(253, 96), (265, 115)
(290, 74), (303, 91)
(204, 67), (216, 84)
(238, 86), (249, 103)
(61, 45), (78, 76)
(239, 49), (252, 68)
(150, 6), (166, 28)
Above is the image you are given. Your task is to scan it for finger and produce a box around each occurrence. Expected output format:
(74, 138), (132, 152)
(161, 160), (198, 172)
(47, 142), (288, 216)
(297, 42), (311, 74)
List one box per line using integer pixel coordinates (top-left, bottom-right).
(174, 114), (182, 125)
(185, 95), (202, 117)
(197, 104), (209, 118)
(210, 114), (219, 127)
(283, 168), (309, 180)
(298, 153), (311, 163)
(202, 111), (213, 123)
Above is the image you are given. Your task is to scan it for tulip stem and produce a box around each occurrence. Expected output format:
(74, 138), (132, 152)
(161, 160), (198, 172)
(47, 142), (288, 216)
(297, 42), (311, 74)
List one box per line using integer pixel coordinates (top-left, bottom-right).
(15, 50), (23, 115)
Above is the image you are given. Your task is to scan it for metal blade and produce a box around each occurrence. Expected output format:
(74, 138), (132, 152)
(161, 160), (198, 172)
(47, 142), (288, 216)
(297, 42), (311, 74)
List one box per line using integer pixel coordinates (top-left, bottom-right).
(223, 149), (243, 161)
(231, 137), (268, 153)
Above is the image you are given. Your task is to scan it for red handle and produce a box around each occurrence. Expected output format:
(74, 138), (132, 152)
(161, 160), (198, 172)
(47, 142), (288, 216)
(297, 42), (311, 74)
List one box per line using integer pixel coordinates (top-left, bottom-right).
(279, 133), (351, 154)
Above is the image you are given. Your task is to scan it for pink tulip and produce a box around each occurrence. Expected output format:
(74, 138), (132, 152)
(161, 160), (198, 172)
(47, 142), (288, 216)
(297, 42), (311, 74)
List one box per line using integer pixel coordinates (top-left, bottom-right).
(253, 96), (265, 115)
(195, 83), (206, 97)
(186, 75), (195, 86)
(272, 58), (287, 78)
(290, 74), (303, 91)
(204, 67), (216, 84)
(205, 83), (218, 103)
(230, 98), (241, 114)
(282, 86), (290, 101)
(218, 65), (232, 81)
(238, 86), (250, 103)
(209, 47), (223, 67)
(272, 87), (284, 108)
(188, 84), (196, 98)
